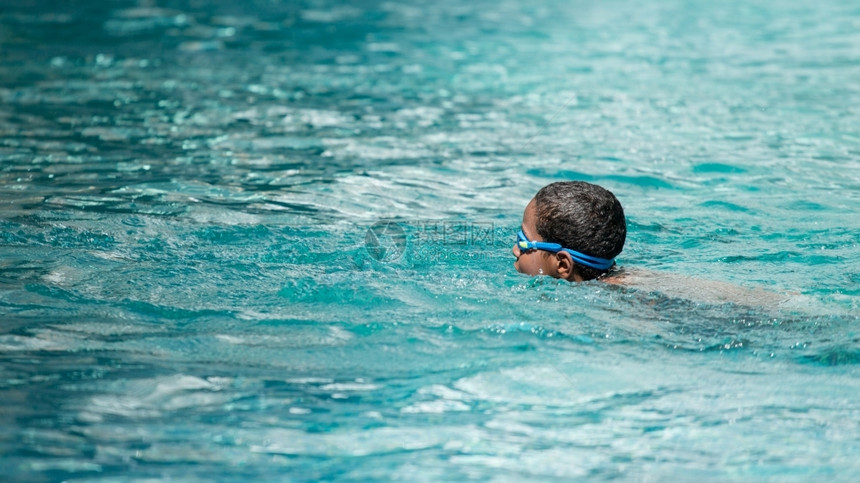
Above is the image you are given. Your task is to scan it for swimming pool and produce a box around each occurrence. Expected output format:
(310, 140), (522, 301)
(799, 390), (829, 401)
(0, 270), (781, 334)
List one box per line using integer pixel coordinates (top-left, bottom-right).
(1, 0), (859, 479)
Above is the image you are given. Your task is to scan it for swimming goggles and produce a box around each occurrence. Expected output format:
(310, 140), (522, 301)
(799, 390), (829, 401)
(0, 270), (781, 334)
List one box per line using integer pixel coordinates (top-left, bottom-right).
(516, 229), (615, 271)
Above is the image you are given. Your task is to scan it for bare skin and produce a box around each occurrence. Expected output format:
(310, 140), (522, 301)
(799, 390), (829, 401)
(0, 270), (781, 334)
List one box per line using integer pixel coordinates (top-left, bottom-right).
(603, 268), (793, 308)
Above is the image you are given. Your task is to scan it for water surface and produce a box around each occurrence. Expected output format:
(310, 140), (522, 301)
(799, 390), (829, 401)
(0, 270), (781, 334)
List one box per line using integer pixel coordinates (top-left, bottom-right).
(1, 0), (859, 480)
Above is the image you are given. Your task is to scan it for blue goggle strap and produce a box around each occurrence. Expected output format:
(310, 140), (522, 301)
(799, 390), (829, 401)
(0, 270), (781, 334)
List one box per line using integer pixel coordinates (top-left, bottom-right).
(560, 248), (615, 271)
(516, 231), (614, 271)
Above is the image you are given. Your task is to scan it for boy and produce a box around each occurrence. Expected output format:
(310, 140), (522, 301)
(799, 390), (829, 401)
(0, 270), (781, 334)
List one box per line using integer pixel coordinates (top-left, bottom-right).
(515, 181), (795, 309)
(513, 181), (626, 282)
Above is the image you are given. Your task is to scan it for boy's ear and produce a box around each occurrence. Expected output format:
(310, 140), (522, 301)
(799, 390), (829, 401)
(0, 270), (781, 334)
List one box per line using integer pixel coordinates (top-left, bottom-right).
(555, 251), (578, 281)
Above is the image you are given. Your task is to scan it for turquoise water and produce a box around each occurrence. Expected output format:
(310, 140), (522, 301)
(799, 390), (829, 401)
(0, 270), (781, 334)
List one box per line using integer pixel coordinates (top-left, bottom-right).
(2, 0), (860, 480)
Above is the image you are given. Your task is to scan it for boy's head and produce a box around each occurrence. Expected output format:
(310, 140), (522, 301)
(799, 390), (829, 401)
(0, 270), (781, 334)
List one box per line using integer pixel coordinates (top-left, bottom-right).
(513, 181), (626, 281)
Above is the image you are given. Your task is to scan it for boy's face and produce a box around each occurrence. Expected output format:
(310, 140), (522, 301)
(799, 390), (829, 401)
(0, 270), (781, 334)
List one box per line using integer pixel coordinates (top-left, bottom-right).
(513, 198), (561, 277)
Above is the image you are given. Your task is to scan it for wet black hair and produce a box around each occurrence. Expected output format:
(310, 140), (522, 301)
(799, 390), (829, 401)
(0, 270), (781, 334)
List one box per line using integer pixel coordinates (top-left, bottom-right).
(533, 181), (626, 281)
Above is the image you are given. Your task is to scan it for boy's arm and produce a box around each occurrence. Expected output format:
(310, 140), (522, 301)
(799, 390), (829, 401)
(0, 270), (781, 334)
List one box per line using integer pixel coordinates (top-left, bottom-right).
(604, 268), (792, 308)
